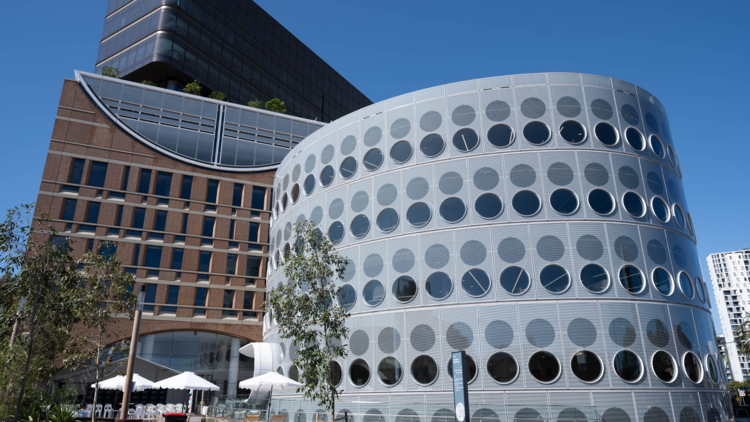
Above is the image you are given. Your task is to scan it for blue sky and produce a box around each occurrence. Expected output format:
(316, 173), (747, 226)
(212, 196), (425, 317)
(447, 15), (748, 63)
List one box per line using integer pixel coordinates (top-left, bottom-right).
(0, 0), (748, 332)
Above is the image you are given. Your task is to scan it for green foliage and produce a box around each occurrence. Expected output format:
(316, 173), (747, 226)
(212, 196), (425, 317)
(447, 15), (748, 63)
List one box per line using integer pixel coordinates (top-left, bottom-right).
(101, 66), (120, 78)
(734, 315), (750, 358)
(267, 219), (349, 422)
(53, 384), (79, 406)
(141, 80), (157, 86)
(264, 98), (286, 114)
(48, 404), (78, 422)
(247, 99), (263, 109)
(183, 80), (202, 96)
(209, 91), (226, 101)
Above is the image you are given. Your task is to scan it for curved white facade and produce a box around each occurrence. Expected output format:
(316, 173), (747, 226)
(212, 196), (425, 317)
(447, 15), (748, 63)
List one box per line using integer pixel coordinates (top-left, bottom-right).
(265, 73), (731, 422)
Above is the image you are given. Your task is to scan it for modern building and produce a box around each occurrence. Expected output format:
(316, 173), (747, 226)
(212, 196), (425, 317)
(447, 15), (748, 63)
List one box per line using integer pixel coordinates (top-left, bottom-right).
(35, 70), (324, 400)
(263, 73), (732, 422)
(716, 335), (735, 382)
(708, 248), (750, 381)
(95, 0), (372, 122)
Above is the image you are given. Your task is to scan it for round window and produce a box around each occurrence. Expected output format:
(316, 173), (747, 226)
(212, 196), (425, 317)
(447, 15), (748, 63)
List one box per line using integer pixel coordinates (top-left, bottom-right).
(475, 193), (503, 219)
(678, 272), (694, 300)
(651, 197), (670, 222)
(651, 267), (673, 296)
(406, 202), (432, 228)
(363, 148), (384, 171)
(462, 268), (492, 297)
(339, 157), (357, 179)
(622, 191), (646, 218)
(624, 127), (645, 151)
(289, 365), (299, 381)
(329, 361), (343, 386)
(304, 174), (316, 195)
(281, 193), (288, 211)
(350, 359), (370, 387)
(337, 284), (356, 310)
(540, 264), (570, 294)
(425, 272), (452, 300)
(696, 277), (706, 303)
(523, 121), (551, 145)
(652, 351), (677, 383)
(613, 350), (643, 382)
(411, 355), (438, 385)
(580, 263), (609, 293)
(420, 134), (445, 158)
(673, 203), (685, 228)
(392, 276), (417, 303)
(667, 145), (676, 167)
(683, 352), (703, 383)
(588, 189), (615, 215)
(487, 352), (518, 384)
(277, 366), (284, 375)
(559, 120), (586, 144)
(390, 141), (413, 164)
(619, 265), (645, 294)
(439, 197), (467, 223)
(376, 208), (399, 233)
(594, 122), (619, 146)
(705, 354), (719, 384)
(363, 280), (385, 307)
(528, 351), (561, 383)
(320, 165), (335, 187)
(291, 184), (300, 203)
(328, 221), (345, 245)
(350, 214), (370, 239)
(448, 355), (478, 383)
(512, 190), (541, 217)
(452, 128), (479, 152)
(571, 350), (603, 383)
(378, 357), (402, 386)
(650, 135), (665, 158)
(549, 188), (579, 215)
(500, 266), (530, 295)
(487, 124), (514, 148)
(687, 212), (695, 236)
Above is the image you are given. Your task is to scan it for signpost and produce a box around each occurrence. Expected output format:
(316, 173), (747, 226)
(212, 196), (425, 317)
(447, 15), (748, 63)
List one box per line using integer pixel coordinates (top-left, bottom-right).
(451, 351), (470, 422)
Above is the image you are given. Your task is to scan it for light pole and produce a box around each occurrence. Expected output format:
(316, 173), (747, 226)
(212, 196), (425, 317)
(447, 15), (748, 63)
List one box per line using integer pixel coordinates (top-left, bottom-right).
(118, 285), (145, 421)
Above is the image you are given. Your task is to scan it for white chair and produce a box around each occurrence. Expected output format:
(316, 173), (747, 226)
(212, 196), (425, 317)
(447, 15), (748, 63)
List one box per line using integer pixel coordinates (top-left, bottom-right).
(135, 404), (145, 419)
(145, 404), (158, 420)
(156, 404), (166, 415)
(128, 408), (136, 419)
(104, 404), (114, 418)
(95, 404), (103, 418)
(166, 404), (175, 413)
(174, 404), (183, 413)
(86, 404), (93, 415)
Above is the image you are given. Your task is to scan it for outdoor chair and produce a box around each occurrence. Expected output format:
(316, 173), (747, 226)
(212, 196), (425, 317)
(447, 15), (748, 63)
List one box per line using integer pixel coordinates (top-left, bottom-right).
(175, 404), (184, 413)
(271, 415), (287, 422)
(156, 404), (166, 414)
(135, 404), (145, 419)
(86, 404), (93, 414)
(166, 404), (175, 413)
(245, 415), (260, 422)
(145, 404), (158, 419)
(127, 409), (136, 419)
(95, 404), (103, 418)
(103, 404), (114, 418)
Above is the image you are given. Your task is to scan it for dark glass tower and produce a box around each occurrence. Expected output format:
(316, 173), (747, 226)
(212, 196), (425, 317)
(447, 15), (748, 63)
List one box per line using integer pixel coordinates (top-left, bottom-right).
(96, 0), (372, 122)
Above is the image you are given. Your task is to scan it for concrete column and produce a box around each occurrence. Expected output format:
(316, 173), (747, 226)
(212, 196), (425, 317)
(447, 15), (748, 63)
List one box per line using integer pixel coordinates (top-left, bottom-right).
(227, 337), (240, 397)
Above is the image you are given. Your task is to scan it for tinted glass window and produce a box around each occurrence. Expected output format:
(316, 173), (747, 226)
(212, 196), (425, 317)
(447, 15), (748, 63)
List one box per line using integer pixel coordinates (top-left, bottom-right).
(337, 284), (356, 310)
(462, 268), (491, 297)
(86, 202), (100, 224)
(199, 251), (211, 272)
(222, 290), (236, 317)
(448, 355), (477, 383)
(155, 172), (173, 197)
(69, 159), (85, 184)
(550, 188), (578, 215)
(540, 264), (570, 293)
(487, 124), (514, 148)
(350, 359), (370, 386)
(203, 217), (215, 237)
(571, 350), (603, 382)
(304, 175), (315, 195)
(673, 204), (685, 228)
(523, 121), (551, 145)
(652, 351), (676, 382)
(249, 222), (259, 242)
(652, 197), (669, 222)
(138, 169), (152, 194)
(500, 266), (530, 295)
(580, 263), (609, 293)
(420, 134), (445, 157)
(559, 120), (586, 144)
(122, 167), (130, 191)
(425, 272), (452, 299)
(180, 176), (193, 199)
(392, 276), (417, 303)
(144, 246), (162, 268)
(154, 210), (167, 231)
(528, 351), (560, 383)
(281, 193), (288, 211)
(411, 355), (438, 385)
(683, 352), (702, 383)
(246, 256), (261, 277)
(588, 189), (615, 215)
(650, 135), (664, 158)
(226, 254), (237, 275)
(622, 192), (645, 218)
(291, 184), (300, 203)
(594, 122), (618, 146)
(452, 128), (479, 152)
(376, 208), (399, 233)
(193, 288), (207, 315)
(363, 280), (385, 306)
(475, 193), (503, 219)
(487, 352), (518, 383)
(619, 265), (644, 294)
(378, 357), (402, 386)
(329, 361), (343, 386)
(320, 165), (335, 187)
(132, 208), (146, 229)
(667, 145), (676, 166)
(328, 221), (344, 244)
(350, 214), (370, 239)
(613, 350), (642, 382)
(363, 148), (384, 171)
(406, 202), (431, 228)
(439, 197), (466, 223)
(339, 157), (357, 179)
(512, 190), (541, 217)
(390, 141), (413, 164)
(62, 199), (77, 221)
(88, 162), (109, 188)
(251, 187), (266, 211)
(206, 180), (219, 203)
(678, 272), (693, 299)
(232, 184), (244, 207)
(652, 267), (673, 296)
(706, 354), (718, 383)
(142, 284), (157, 311)
(696, 277), (706, 303)
(625, 127), (644, 151)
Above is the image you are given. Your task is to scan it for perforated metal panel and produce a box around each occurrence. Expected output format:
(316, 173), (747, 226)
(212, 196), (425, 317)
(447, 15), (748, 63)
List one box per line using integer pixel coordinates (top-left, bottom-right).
(479, 87), (520, 153)
(518, 302), (567, 389)
(373, 171), (404, 241)
(389, 236), (421, 310)
(419, 231), (457, 306)
(568, 222), (616, 298)
(599, 302), (650, 389)
(559, 302), (610, 388)
(633, 392), (675, 422)
(440, 306), (482, 389)
(550, 85), (591, 150)
(515, 85), (556, 152)
(415, 98), (449, 165)
(530, 224), (576, 299)
(606, 223), (650, 299)
(478, 303), (524, 390)
(372, 311), (406, 392)
(433, 160), (471, 230)
(540, 151), (585, 220)
(402, 165), (437, 235)
(455, 227), (495, 303)
(347, 314), (375, 393)
(593, 392), (638, 422)
(492, 224), (537, 301)
(386, 105), (416, 171)
(636, 303), (682, 388)
(584, 86), (624, 153)
(405, 309), (442, 391)
(504, 153), (547, 222)
(467, 156), (509, 225)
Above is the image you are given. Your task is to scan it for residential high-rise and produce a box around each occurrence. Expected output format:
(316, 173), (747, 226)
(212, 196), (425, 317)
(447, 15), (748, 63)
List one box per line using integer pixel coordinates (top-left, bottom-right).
(708, 248), (750, 381)
(96, 0), (372, 122)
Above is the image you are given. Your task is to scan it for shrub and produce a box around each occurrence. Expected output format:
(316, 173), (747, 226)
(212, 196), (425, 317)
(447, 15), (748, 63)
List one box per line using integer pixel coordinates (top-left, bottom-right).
(101, 66), (120, 78)
(209, 91), (226, 101)
(247, 99), (263, 109)
(183, 80), (202, 96)
(265, 98), (286, 114)
(141, 80), (157, 86)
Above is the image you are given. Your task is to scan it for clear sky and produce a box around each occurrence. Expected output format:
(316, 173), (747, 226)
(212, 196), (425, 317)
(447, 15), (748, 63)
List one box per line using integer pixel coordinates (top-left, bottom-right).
(0, 0), (748, 332)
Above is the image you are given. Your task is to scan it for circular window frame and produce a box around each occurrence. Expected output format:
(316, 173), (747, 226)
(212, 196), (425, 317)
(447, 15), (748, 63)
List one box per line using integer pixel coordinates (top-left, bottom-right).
(291, 183), (300, 204)
(349, 214), (371, 239)
(486, 351), (520, 385)
(696, 277), (706, 303)
(280, 193), (288, 212)
(687, 212), (695, 236)
(579, 263), (610, 294)
(376, 208), (400, 234)
(452, 128), (480, 153)
(410, 355), (439, 386)
(587, 189), (616, 216)
(447, 354), (478, 384)
(704, 353), (719, 384)
(461, 268), (492, 298)
(650, 196), (671, 223)
(438, 197), (468, 224)
(558, 120), (588, 145)
(650, 350), (678, 384)
(320, 165), (335, 187)
(682, 351), (704, 384)
(349, 358), (371, 388)
(390, 141), (414, 165)
(362, 279), (385, 307)
(487, 123), (515, 149)
(338, 284), (357, 310)
(612, 349), (645, 383)
(475, 192), (504, 220)
(304, 174), (316, 196)
(621, 191), (647, 218)
(570, 350), (605, 384)
(677, 271), (694, 300)
(618, 264), (646, 295)
(512, 190), (543, 217)
(339, 156), (358, 180)
(549, 188), (580, 216)
(419, 134), (446, 158)
(672, 203), (685, 228)
(594, 122), (620, 147)
(651, 267), (674, 297)
(376, 356), (403, 387)
(363, 148), (384, 172)
(649, 135), (665, 158)
(539, 264), (571, 295)
(406, 202), (432, 228)
(425, 271), (454, 301)
(667, 145), (676, 167)
(327, 221), (345, 245)
(527, 351), (562, 384)
(392, 276), (418, 304)
(624, 127), (645, 152)
(522, 121), (552, 146)
(499, 266), (532, 296)
(329, 360), (343, 386)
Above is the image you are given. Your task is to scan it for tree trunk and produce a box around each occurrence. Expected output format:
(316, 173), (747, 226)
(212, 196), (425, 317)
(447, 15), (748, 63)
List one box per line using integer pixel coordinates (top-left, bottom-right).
(13, 277), (42, 422)
(92, 313), (103, 422)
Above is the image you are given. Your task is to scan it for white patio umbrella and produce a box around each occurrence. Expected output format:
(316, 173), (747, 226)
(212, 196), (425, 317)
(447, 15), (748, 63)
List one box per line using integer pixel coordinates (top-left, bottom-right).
(153, 372), (220, 391)
(91, 374), (154, 392)
(238, 372), (303, 410)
